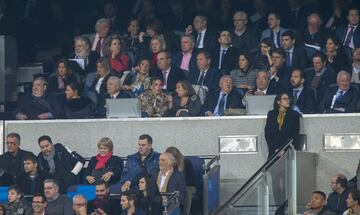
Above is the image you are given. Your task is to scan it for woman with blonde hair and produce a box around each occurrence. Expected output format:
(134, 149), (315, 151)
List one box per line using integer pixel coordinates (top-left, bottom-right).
(84, 137), (123, 185)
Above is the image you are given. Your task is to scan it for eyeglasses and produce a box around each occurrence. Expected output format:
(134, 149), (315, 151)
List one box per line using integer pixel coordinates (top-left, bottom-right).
(32, 201), (44, 204)
(74, 203), (87, 207)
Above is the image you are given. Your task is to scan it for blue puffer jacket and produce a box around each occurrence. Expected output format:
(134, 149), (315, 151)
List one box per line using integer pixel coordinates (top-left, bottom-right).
(120, 150), (160, 185)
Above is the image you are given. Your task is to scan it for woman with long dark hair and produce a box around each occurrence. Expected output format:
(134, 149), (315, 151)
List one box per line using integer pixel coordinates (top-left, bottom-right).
(138, 175), (163, 215)
(265, 92), (300, 158)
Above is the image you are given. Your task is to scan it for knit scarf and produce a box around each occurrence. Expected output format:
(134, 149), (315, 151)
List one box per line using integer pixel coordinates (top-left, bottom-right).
(157, 169), (174, 193)
(277, 111), (286, 130)
(95, 152), (112, 170)
(43, 148), (56, 174)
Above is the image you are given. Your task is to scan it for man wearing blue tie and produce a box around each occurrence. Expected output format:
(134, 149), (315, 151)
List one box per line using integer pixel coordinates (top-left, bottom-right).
(318, 71), (359, 113)
(202, 75), (244, 116)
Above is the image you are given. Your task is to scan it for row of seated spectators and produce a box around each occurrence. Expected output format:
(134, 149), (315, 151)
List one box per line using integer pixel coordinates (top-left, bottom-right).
(12, 6), (360, 119)
(0, 133), (200, 214)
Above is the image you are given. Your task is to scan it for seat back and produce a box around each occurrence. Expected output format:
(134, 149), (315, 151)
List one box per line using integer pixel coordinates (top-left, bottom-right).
(0, 186), (8, 203)
(67, 185), (96, 201)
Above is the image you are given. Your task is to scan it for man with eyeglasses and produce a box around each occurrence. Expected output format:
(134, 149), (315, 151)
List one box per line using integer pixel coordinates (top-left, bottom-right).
(72, 194), (88, 215)
(43, 179), (74, 215)
(32, 193), (47, 215)
(231, 11), (260, 53)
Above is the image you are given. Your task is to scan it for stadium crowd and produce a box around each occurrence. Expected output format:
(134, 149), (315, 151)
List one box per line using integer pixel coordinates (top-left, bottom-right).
(0, 0), (358, 119)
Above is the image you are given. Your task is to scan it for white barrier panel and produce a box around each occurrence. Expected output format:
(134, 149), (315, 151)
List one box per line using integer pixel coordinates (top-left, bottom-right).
(4, 114), (360, 202)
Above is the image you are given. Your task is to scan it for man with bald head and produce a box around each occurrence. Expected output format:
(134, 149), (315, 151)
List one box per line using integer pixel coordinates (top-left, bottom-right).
(318, 71), (359, 113)
(327, 174), (350, 214)
(152, 152), (186, 206)
(300, 13), (330, 48)
(202, 75), (244, 116)
(230, 11), (260, 53)
(97, 76), (131, 117)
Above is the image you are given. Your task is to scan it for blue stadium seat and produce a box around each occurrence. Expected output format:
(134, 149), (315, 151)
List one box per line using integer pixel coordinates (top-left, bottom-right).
(0, 186), (8, 203)
(67, 185), (96, 201)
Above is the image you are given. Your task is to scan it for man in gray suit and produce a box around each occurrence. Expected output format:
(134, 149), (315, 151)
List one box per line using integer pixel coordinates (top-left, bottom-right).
(261, 12), (287, 48)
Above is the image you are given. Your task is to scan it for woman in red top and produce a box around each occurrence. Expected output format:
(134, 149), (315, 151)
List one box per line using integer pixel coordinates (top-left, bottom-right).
(103, 34), (130, 77)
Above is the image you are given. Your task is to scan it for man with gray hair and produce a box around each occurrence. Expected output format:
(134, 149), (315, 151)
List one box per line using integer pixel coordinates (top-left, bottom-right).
(72, 194), (88, 215)
(69, 35), (100, 76)
(91, 18), (111, 56)
(44, 179), (74, 215)
(97, 76), (131, 117)
(230, 11), (260, 52)
(15, 77), (63, 120)
(318, 71), (359, 113)
(152, 152), (186, 206)
(299, 13), (330, 48)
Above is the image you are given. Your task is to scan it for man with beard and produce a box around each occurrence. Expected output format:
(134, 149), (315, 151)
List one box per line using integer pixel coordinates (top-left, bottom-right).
(289, 69), (317, 114)
(69, 35), (100, 77)
(87, 182), (122, 214)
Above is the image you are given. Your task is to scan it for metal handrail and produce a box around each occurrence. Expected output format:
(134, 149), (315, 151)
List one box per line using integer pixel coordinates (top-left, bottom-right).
(214, 140), (295, 213)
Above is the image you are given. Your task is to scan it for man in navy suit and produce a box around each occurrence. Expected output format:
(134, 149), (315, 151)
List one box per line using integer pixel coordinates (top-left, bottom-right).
(268, 48), (292, 92)
(212, 30), (239, 75)
(202, 75), (244, 116)
(153, 51), (186, 94)
(188, 50), (221, 93)
(97, 76), (131, 117)
(289, 69), (317, 114)
(172, 35), (197, 77)
(318, 71), (359, 113)
(336, 6), (360, 50)
(281, 30), (308, 70)
(153, 153), (186, 205)
(185, 14), (218, 52)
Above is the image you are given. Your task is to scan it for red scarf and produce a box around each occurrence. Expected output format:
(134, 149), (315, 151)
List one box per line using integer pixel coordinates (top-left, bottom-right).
(151, 52), (158, 66)
(95, 152), (112, 170)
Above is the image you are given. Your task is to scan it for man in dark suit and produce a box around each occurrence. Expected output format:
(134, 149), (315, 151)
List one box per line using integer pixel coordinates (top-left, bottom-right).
(188, 50), (221, 92)
(202, 75), (244, 116)
(299, 13), (330, 49)
(230, 11), (260, 53)
(152, 51), (186, 93)
(318, 71), (359, 113)
(281, 30), (308, 70)
(289, 69), (317, 114)
(268, 48), (292, 92)
(69, 35), (100, 77)
(304, 52), (337, 103)
(97, 76), (132, 117)
(185, 14), (218, 52)
(153, 153), (186, 206)
(335, 6), (360, 50)
(172, 35), (197, 76)
(212, 30), (239, 75)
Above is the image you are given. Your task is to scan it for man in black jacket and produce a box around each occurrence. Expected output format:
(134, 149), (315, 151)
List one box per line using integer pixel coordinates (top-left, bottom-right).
(0, 132), (35, 185)
(16, 154), (50, 195)
(87, 182), (122, 214)
(37, 135), (85, 192)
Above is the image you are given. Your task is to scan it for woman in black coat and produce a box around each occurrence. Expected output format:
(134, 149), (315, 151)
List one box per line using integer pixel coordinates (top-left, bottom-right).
(84, 137), (123, 185)
(265, 92), (300, 159)
(64, 83), (96, 119)
(138, 175), (163, 215)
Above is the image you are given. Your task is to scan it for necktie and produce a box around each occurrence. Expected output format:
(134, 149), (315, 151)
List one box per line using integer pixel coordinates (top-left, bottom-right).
(162, 71), (168, 87)
(196, 32), (202, 48)
(286, 51), (291, 67)
(293, 89), (299, 105)
(197, 71), (205, 85)
(344, 26), (355, 47)
(218, 93), (226, 116)
(219, 49), (226, 69)
(96, 37), (103, 53)
(337, 91), (344, 100)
